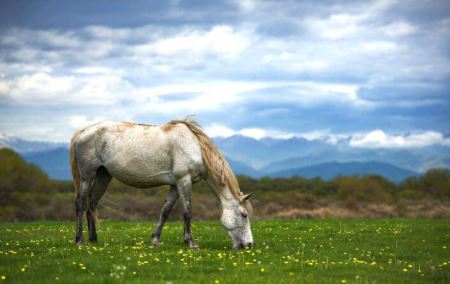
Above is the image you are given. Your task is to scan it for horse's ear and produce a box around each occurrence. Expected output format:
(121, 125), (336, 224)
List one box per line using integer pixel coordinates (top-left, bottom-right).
(241, 192), (253, 202)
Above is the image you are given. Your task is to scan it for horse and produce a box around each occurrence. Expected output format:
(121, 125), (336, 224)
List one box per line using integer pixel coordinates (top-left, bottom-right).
(69, 118), (253, 249)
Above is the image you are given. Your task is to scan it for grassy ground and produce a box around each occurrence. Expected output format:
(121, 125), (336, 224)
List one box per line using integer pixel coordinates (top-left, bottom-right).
(0, 219), (449, 283)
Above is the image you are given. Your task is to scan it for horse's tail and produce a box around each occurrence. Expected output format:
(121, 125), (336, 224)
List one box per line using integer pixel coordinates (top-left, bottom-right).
(166, 118), (242, 198)
(70, 129), (99, 226)
(70, 131), (81, 196)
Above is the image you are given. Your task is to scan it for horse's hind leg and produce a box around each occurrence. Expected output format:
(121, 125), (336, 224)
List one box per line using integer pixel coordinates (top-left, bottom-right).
(151, 186), (179, 245)
(176, 176), (198, 249)
(87, 167), (112, 243)
(75, 178), (94, 245)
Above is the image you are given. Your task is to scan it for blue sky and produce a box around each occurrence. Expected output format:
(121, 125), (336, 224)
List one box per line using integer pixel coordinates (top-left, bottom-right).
(0, 0), (449, 149)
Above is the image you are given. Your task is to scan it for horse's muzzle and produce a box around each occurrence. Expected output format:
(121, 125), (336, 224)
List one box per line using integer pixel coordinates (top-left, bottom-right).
(239, 242), (252, 249)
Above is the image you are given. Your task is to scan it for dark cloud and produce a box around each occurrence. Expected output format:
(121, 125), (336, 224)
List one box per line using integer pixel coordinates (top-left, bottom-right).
(0, 0), (239, 30)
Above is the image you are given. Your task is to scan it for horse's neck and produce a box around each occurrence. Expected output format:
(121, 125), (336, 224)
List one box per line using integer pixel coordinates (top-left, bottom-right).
(205, 177), (237, 209)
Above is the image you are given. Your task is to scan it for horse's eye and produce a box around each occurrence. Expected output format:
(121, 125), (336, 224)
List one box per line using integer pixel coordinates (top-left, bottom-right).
(241, 212), (248, 218)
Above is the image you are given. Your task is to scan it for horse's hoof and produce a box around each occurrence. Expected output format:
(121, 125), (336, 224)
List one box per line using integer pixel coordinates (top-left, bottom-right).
(151, 238), (161, 246)
(75, 236), (83, 245)
(189, 242), (199, 250)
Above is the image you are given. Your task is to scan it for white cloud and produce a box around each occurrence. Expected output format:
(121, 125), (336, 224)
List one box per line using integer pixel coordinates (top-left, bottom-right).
(245, 81), (367, 107)
(69, 115), (105, 129)
(205, 123), (295, 140)
(1, 72), (133, 105)
(236, 0), (256, 13)
(136, 25), (250, 58)
(381, 21), (417, 37)
(205, 123), (236, 138)
(74, 66), (119, 75)
(85, 25), (134, 41)
(350, 130), (450, 148)
(75, 75), (133, 104)
(297, 130), (348, 145)
(135, 81), (267, 114)
(262, 52), (330, 72)
(0, 70), (371, 113)
(359, 41), (399, 55)
(205, 125), (450, 149)
(0, 78), (9, 94)
(302, 1), (409, 42)
(238, 128), (268, 140)
(304, 13), (365, 40)
(10, 73), (74, 99)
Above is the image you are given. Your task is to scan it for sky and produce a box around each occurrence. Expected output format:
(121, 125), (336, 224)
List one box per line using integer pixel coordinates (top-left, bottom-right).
(0, 0), (449, 149)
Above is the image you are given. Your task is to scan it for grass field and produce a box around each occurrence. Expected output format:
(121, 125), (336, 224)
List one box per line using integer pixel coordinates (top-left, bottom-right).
(0, 219), (449, 283)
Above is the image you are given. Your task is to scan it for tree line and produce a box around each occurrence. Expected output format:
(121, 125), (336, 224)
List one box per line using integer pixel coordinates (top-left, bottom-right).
(1, 148), (449, 221)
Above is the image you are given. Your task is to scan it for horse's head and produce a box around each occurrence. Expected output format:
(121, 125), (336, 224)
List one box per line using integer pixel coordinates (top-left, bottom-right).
(220, 193), (253, 249)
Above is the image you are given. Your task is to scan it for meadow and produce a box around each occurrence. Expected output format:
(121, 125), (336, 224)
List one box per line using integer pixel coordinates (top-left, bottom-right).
(0, 219), (449, 283)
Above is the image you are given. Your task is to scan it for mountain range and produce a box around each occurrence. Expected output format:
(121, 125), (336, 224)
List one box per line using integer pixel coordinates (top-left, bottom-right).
(1, 134), (449, 182)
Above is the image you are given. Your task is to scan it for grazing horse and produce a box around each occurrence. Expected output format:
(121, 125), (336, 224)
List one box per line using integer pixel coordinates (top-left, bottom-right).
(70, 119), (253, 249)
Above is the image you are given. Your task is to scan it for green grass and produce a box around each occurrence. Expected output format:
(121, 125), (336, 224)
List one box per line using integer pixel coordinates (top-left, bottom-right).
(0, 219), (449, 283)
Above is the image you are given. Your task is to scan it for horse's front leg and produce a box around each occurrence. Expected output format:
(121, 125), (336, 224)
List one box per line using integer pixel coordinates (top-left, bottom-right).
(176, 176), (198, 249)
(151, 186), (179, 245)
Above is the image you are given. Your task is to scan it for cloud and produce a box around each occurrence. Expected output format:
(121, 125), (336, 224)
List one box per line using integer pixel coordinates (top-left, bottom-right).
(135, 81), (268, 115)
(297, 130), (349, 145)
(206, 124), (342, 142)
(149, 25), (250, 57)
(358, 41), (399, 55)
(301, 0), (400, 40)
(206, 124), (450, 149)
(236, 0), (256, 13)
(74, 66), (120, 75)
(205, 123), (295, 140)
(0, 0), (449, 143)
(205, 123), (237, 138)
(350, 130), (450, 149)
(243, 82), (368, 108)
(0, 72), (133, 105)
(2, 73), (75, 100)
(304, 13), (365, 40)
(380, 21), (417, 37)
(69, 115), (105, 129)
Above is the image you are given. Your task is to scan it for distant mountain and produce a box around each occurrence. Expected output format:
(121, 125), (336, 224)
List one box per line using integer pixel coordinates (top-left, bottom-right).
(214, 135), (332, 169)
(23, 148), (71, 180)
(216, 135), (450, 174)
(260, 148), (427, 174)
(267, 161), (418, 183)
(1, 133), (448, 182)
(0, 134), (66, 153)
(226, 158), (258, 177)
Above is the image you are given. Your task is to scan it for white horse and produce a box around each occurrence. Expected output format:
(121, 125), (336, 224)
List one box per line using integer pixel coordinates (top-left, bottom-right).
(70, 119), (253, 249)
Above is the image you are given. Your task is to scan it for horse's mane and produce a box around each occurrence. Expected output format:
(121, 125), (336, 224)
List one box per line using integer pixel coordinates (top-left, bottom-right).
(166, 118), (243, 199)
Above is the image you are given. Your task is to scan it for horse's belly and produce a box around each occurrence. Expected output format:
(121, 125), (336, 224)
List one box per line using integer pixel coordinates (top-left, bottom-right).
(105, 162), (174, 188)
(113, 170), (174, 188)
(101, 141), (174, 188)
